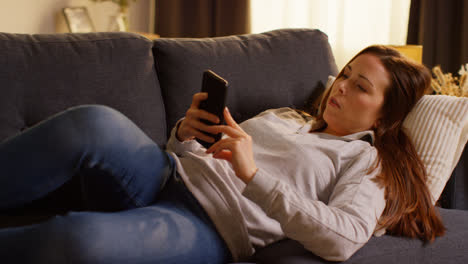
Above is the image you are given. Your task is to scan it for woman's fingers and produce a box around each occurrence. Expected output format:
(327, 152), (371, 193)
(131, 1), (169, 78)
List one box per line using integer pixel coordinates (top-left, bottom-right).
(181, 96), (244, 146)
(206, 137), (237, 155)
(213, 149), (232, 161)
(205, 131), (257, 184)
(205, 124), (243, 138)
(224, 107), (242, 130)
(187, 127), (215, 143)
(177, 92), (222, 142)
(186, 108), (220, 125)
(188, 92), (220, 123)
(190, 92), (208, 108)
(202, 108), (245, 138)
(182, 118), (219, 141)
(185, 117), (219, 134)
(206, 135), (251, 156)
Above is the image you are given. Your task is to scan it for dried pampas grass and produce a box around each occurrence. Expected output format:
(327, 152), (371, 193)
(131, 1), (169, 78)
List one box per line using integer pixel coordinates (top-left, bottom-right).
(431, 64), (468, 97)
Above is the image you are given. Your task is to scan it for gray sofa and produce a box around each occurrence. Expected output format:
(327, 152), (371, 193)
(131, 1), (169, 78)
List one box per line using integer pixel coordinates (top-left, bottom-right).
(0, 28), (467, 263)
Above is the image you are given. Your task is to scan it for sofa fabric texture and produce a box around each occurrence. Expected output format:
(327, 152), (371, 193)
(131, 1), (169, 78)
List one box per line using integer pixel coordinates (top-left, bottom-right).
(441, 148), (468, 210)
(153, 28), (338, 135)
(0, 32), (167, 146)
(0, 28), (467, 263)
(251, 208), (468, 264)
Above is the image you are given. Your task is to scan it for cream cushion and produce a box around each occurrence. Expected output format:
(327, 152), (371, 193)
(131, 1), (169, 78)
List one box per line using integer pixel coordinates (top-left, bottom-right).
(402, 95), (468, 204)
(323, 76), (468, 204)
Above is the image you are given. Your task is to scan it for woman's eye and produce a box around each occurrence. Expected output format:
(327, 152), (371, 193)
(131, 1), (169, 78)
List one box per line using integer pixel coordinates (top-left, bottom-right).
(342, 74), (349, 79)
(358, 85), (367, 92)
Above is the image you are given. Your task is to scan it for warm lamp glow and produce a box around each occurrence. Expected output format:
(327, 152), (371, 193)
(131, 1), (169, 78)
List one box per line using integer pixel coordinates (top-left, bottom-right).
(390, 45), (423, 64)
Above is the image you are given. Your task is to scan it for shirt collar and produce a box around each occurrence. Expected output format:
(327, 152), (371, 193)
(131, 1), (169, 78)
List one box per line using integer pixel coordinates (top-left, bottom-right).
(308, 117), (376, 145)
(341, 130), (375, 145)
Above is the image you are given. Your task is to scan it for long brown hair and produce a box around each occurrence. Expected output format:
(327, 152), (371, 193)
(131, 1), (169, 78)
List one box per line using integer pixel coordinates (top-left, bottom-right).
(317, 45), (445, 241)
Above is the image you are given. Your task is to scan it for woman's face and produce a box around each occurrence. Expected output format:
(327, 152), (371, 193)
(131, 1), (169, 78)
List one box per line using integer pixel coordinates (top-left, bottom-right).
(322, 53), (390, 136)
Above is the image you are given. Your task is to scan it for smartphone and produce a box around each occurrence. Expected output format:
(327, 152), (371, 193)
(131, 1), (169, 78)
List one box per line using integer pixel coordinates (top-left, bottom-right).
(196, 70), (229, 149)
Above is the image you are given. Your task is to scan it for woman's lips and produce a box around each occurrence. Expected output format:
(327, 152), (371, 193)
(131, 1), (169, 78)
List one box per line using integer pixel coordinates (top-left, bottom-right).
(328, 97), (341, 108)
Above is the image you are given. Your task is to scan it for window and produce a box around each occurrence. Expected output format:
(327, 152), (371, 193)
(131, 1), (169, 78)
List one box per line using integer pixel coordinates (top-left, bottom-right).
(250, 0), (411, 69)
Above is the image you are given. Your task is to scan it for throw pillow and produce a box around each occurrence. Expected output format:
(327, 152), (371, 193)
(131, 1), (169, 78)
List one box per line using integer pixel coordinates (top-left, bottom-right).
(402, 95), (468, 204)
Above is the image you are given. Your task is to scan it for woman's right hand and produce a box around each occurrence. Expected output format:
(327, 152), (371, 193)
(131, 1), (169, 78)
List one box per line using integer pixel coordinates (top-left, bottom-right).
(176, 92), (220, 142)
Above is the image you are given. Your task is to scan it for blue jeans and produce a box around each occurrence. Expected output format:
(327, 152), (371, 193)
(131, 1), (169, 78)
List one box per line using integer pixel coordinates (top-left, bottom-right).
(0, 105), (232, 264)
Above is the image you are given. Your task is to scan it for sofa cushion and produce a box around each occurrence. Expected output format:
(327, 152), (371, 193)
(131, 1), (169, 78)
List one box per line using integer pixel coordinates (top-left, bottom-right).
(402, 95), (468, 203)
(251, 208), (468, 264)
(152, 28), (338, 134)
(0, 32), (167, 146)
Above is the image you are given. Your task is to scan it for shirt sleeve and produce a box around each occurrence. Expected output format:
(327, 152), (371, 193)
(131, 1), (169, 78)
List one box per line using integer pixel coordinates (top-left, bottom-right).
(242, 148), (386, 261)
(165, 118), (203, 155)
(166, 109), (283, 155)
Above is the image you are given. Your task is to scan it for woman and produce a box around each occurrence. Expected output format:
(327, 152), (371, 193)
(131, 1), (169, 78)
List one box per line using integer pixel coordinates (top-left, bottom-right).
(0, 45), (444, 263)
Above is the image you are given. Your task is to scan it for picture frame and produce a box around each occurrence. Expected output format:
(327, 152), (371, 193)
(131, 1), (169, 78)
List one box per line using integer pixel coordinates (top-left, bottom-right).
(62, 7), (95, 33)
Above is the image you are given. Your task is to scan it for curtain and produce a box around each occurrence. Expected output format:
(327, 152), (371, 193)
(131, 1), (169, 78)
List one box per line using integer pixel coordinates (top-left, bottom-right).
(407, 0), (468, 74)
(409, 0), (468, 210)
(250, 0), (411, 69)
(154, 0), (250, 38)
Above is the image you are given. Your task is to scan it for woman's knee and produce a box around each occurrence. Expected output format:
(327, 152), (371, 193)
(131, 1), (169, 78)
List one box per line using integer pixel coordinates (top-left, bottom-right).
(63, 105), (136, 142)
(66, 105), (128, 130)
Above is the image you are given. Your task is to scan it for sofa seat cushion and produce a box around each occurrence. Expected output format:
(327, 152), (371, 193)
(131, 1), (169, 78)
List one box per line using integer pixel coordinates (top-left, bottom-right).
(152, 28), (338, 134)
(250, 208), (468, 264)
(0, 32), (167, 146)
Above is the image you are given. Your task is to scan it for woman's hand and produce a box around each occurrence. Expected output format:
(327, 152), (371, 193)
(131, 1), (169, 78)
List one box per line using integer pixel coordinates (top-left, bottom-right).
(206, 108), (258, 184)
(176, 92), (220, 142)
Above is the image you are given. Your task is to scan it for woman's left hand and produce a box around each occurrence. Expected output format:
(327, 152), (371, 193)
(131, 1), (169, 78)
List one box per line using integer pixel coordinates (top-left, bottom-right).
(205, 108), (258, 184)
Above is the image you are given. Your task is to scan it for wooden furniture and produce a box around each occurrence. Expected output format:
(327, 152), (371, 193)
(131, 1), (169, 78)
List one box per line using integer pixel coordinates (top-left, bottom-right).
(135, 32), (160, 40)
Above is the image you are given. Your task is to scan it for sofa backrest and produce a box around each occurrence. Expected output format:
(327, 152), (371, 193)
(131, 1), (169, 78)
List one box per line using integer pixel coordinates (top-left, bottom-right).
(1, 29), (466, 210)
(440, 149), (468, 210)
(152, 28), (339, 134)
(0, 32), (167, 146)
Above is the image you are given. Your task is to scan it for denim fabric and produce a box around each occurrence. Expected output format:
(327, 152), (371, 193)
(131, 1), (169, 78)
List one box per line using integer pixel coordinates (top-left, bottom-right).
(0, 105), (231, 264)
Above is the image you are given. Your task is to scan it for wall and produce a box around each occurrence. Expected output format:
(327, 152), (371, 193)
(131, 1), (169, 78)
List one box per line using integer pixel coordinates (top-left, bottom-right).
(0, 0), (153, 34)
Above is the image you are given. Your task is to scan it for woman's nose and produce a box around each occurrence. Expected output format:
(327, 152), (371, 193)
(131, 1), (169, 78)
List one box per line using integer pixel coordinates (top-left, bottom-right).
(337, 82), (346, 95)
